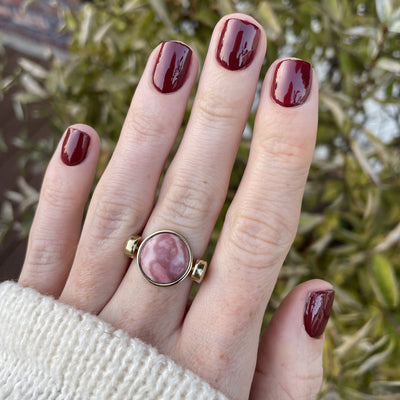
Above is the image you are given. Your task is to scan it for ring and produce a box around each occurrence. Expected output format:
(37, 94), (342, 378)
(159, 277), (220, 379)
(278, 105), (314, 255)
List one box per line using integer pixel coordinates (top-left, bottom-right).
(124, 230), (208, 287)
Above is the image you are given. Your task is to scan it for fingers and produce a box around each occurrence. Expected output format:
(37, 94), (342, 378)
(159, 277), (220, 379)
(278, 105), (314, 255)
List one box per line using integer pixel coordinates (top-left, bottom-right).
(60, 42), (199, 312)
(19, 124), (100, 296)
(148, 16), (264, 248)
(17, 14), (330, 400)
(100, 14), (267, 340)
(181, 59), (318, 397)
(250, 280), (334, 400)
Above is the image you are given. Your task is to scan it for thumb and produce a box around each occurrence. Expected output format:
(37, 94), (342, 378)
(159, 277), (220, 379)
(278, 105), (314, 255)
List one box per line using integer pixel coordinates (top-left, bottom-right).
(250, 279), (334, 400)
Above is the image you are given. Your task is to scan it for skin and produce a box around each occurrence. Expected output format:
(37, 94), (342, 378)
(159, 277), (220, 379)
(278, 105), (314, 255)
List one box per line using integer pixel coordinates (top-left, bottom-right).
(19, 13), (332, 400)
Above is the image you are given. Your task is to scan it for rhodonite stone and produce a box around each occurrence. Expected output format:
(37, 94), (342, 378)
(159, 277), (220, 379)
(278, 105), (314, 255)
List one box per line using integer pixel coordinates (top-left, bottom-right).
(139, 232), (190, 284)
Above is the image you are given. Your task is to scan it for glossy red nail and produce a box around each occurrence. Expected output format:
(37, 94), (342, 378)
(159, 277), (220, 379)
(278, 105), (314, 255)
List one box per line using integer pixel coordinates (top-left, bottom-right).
(217, 18), (260, 70)
(304, 289), (335, 338)
(271, 59), (312, 107)
(61, 127), (91, 166)
(153, 41), (192, 93)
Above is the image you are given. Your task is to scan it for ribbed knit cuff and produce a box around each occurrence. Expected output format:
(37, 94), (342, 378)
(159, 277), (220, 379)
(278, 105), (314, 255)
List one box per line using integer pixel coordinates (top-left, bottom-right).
(0, 281), (228, 400)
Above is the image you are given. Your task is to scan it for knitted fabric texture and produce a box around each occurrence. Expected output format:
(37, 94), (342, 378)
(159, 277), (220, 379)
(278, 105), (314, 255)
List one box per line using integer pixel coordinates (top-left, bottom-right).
(0, 281), (228, 400)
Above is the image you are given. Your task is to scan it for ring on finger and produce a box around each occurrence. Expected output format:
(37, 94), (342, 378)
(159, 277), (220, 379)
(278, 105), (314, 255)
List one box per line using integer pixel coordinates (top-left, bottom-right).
(124, 230), (208, 287)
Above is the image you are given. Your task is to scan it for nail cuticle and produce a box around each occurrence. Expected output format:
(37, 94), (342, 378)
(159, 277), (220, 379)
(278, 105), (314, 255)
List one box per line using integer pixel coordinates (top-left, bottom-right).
(304, 289), (335, 338)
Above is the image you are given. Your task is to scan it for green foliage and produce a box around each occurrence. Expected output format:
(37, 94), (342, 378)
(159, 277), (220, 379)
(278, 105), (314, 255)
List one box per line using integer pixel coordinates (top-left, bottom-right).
(1, 0), (400, 398)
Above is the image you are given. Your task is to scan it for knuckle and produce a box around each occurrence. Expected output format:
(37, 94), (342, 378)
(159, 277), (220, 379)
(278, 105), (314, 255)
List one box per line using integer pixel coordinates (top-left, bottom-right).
(27, 243), (56, 268)
(283, 370), (322, 400)
(127, 105), (171, 143)
(165, 187), (203, 219)
(27, 236), (73, 270)
(195, 91), (239, 127)
(41, 181), (74, 212)
(257, 133), (312, 170)
(161, 177), (220, 227)
(225, 206), (295, 268)
(90, 196), (135, 241)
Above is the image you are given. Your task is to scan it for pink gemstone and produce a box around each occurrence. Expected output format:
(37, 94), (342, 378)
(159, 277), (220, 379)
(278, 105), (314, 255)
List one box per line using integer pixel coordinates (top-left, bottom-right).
(139, 232), (190, 284)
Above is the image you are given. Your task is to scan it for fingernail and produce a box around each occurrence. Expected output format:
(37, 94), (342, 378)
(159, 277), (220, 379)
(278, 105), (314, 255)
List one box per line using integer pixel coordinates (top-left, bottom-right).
(216, 18), (261, 71)
(153, 41), (192, 93)
(271, 59), (312, 107)
(61, 127), (91, 166)
(304, 289), (334, 338)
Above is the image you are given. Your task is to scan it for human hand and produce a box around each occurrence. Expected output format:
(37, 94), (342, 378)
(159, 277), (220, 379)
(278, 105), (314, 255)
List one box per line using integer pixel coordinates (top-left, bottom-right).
(19, 13), (334, 400)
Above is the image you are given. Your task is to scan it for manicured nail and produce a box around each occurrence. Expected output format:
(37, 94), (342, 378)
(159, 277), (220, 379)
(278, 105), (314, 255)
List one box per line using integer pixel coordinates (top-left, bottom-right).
(153, 41), (192, 93)
(304, 289), (335, 338)
(61, 127), (91, 166)
(216, 18), (261, 70)
(271, 59), (312, 107)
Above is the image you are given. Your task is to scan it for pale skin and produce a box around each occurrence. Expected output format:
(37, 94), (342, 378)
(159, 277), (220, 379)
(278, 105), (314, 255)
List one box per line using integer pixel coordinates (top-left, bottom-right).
(19, 13), (332, 400)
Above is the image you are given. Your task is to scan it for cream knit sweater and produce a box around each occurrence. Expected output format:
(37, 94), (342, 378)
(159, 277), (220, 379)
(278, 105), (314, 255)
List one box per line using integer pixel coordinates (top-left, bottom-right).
(0, 281), (228, 400)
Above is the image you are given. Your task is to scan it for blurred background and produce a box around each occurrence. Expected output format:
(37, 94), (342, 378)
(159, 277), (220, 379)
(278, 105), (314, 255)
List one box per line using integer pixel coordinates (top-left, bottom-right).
(0, 0), (399, 398)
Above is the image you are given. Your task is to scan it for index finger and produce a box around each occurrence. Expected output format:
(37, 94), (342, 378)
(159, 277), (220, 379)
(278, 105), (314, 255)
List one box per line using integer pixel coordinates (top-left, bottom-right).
(181, 58), (319, 399)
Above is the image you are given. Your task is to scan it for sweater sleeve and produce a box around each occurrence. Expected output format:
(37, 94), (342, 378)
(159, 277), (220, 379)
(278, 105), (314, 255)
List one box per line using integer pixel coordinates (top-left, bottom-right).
(0, 281), (228, 400)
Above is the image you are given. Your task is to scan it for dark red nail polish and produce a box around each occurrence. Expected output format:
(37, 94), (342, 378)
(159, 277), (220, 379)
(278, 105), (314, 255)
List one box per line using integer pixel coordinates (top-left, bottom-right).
(217, 18), (261, 70)
(304, 289), (334, 338)
(61, 127), (91, 166)
(153, 41), (192, 93)
(271, 59), (312, 107)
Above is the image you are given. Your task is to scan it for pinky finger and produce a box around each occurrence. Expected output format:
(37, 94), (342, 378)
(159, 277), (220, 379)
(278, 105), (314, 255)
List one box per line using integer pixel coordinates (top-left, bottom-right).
(19, 124), (100, 297)
(250, 279), (334, 400)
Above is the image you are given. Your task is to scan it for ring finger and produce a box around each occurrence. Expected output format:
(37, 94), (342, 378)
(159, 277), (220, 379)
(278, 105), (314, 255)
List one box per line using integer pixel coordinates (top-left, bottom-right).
(100, 14), (266, 343)
(60, 40), (199, 311)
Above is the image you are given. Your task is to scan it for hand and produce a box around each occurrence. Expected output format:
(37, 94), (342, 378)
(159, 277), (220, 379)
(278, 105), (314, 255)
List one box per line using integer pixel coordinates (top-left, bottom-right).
(19, 13), (333, 400)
